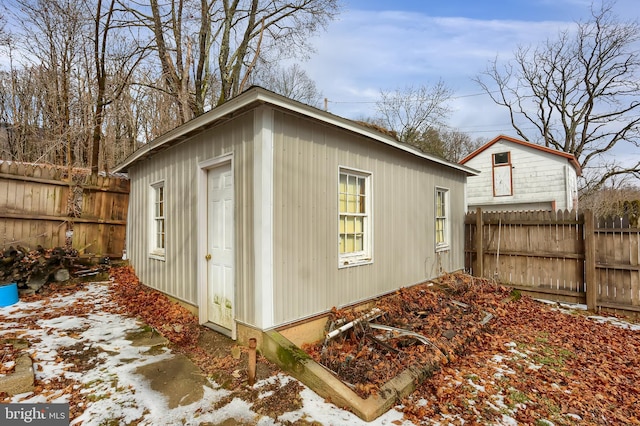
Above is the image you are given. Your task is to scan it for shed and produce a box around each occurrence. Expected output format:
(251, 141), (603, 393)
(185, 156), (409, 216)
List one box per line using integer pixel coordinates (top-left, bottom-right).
(114, 87), (477, 340)
(460, 135), (581, 212)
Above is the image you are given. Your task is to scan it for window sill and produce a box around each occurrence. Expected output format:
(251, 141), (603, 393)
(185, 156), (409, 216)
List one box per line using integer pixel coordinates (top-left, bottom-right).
(339, 258), (373, 269)
(435, 245), (450, 253)
(149, 252), (166, 261)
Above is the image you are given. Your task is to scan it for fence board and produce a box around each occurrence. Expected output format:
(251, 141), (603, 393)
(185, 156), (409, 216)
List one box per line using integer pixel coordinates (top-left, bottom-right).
(465, 209), (640, 318)
(0, 161), (129, 257)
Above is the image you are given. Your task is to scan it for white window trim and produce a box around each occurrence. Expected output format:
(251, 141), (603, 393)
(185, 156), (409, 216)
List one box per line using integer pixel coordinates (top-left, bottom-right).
(435, 187), (450, 252)
(149, 180), (166, 260)
(338, 166), (373, 268)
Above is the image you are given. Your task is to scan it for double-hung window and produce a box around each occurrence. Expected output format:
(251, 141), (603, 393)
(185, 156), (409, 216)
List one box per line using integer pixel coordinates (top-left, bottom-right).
(338, 168), (372, 266)
(150, 181), (166, 259)
(435, 187), (449, 251)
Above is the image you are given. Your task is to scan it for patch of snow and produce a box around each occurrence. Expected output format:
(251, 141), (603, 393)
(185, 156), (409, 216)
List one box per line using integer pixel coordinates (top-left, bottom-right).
(490, 394), (508, 410)
(587, 315), (640, 331)
(1, 360), (15, 374)
(2, 282), (424, 425)
(467, 378), (485, 393)
(508, 348), (528, 358)
(279, 387), (412, 425)
(499, 414), (520, 425)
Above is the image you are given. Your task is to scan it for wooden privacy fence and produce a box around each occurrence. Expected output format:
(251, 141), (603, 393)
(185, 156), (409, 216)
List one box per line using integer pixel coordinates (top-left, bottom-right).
(0, 161), (129, 258)
(465, 208), (640, 317)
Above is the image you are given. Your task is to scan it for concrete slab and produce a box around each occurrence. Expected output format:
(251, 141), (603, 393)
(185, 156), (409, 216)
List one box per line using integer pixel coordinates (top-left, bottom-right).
(125, 325), (212, 409)
(135, 354), (211, 409)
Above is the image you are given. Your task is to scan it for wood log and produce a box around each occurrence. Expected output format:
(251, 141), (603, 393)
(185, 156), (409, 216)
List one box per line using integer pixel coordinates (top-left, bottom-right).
(0, 246), (82, 290)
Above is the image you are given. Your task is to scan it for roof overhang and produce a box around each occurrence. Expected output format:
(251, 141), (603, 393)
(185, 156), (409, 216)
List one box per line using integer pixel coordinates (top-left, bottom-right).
(114, 86), (479, 177)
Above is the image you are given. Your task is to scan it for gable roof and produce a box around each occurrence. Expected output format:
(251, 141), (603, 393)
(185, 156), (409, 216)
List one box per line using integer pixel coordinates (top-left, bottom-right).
(114, 86), (478, 176)
(459, 134), (582, 176)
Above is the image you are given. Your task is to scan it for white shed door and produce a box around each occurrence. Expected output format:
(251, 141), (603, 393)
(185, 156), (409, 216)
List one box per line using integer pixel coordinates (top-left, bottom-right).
(206, 163), (234, 334)
(493, 165), (512, 196)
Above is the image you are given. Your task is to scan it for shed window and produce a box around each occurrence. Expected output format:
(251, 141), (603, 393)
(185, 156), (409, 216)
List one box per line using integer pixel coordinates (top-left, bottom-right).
(338, 168), (372, 267)
(150, 181), (166, 259)
(493, 152), (510, 165)
(435, 187), (449, 251)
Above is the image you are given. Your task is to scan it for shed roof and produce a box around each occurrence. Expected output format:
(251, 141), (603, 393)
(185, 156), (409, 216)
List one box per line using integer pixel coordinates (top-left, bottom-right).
(459, 134), (582, 176)
(114, 86), (478, 176)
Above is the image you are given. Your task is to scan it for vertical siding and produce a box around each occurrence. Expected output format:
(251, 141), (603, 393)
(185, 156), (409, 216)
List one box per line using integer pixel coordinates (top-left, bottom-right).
(126, 112), (255, 314)
(272, 110), (468, 326)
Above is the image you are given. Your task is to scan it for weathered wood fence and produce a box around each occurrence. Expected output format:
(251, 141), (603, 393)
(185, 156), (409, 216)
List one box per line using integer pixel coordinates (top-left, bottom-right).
(0, 161), (129, 258)
(465, 208), (640, 318)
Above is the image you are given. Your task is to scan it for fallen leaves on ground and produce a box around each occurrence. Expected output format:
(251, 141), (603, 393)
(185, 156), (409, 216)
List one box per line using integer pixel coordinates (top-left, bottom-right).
(5, 265), (639, 425)
(0, 342), (20, 375)
(303, 272), (640, 425)
(401, 278), (640, 425)
(0, 282), (99, 422)
(303, 273), (510, 398)
(108, 265), (280, 390)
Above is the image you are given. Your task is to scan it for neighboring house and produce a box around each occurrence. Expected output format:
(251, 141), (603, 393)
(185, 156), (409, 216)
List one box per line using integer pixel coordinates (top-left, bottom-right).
(460, 135), (581, 212)
(114, 87), (477, 340)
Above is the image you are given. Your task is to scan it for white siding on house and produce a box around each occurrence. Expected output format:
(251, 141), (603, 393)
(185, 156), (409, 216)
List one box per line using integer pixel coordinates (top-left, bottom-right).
(464, 140), (578, 211)
(271, 110), (467, 326)
(126, 112), (256, 320)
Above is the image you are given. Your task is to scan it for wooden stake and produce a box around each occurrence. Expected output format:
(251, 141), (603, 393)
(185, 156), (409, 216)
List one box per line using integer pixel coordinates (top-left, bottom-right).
(248, 338), (257, 386)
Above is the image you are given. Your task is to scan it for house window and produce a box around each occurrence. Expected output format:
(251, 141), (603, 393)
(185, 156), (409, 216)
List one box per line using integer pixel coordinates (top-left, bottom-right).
(150, 181), (165, 258)
(338, 168), (372, 267)
(435, 188), (449, 251)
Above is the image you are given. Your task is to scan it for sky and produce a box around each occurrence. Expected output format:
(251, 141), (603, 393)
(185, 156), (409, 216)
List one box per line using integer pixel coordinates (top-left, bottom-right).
(300, 0), (640, 144)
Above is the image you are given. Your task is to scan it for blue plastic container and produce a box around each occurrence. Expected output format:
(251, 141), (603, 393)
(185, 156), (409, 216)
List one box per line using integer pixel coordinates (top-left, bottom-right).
(0, 282), (19, 307)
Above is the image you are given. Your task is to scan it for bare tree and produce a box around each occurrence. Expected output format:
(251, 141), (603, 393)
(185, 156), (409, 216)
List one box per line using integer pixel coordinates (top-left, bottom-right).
(579, 183), (640, 217)
(129, 0), (340, 123)
(475, 1), (640, 194)
(0, 15), (8, 45)
(375, 82), (453, 146)
(85, 0), (145, 174)
(252, 62), (323, 107)
(11, 0), (87, 166)
(414, 128), (484, 162)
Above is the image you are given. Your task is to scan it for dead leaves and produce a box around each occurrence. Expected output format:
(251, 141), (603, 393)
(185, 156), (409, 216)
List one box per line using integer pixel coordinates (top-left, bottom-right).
(107, 266), (201, 348)
(304, 273), (511, 399)
(305, 272), (640, 424)
(0, 342), (20, 375)
(403, 282), (640, 425)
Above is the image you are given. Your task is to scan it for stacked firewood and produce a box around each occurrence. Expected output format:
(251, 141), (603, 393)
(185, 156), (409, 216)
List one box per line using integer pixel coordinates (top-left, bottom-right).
(0, 245), (80, 293)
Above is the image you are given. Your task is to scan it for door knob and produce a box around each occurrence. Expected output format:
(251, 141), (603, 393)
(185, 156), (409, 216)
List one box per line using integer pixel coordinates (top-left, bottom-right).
(205, 254), (212, 261)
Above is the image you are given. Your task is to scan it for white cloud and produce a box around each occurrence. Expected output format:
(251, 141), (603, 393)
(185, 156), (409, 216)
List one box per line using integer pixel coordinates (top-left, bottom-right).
(304, 9), (575, 136)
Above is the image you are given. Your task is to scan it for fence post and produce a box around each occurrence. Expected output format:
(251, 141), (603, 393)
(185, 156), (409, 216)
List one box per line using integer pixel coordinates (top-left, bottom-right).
(476, 208), (484, 278)
(584, 210), (597, 311)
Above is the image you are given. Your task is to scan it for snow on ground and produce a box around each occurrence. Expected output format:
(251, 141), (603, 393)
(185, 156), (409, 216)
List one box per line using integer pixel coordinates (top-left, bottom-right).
(536, 298), (640, 331)
(2, 285), (638, 425)
(0, 283), (411, 425)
